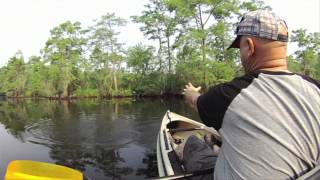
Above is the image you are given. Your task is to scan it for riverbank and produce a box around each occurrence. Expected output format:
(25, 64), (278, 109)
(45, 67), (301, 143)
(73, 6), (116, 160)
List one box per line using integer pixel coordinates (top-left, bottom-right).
(2, 93), (183, 100)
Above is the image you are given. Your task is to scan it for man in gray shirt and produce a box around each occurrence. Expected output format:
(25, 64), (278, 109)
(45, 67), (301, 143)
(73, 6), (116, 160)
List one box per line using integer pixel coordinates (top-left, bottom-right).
(183, 10), (320, 179)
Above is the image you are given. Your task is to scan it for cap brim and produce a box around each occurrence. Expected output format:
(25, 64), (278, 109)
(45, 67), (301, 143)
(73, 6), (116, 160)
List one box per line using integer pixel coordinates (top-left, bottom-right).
(227, 36), (241, 49)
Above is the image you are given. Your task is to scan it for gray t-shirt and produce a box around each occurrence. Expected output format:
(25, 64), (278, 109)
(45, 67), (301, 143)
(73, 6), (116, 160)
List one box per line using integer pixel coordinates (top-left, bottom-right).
(197, 70), (320, 179)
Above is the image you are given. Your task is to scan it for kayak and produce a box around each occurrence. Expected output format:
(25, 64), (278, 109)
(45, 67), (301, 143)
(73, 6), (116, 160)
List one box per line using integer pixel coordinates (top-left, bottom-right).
(156, 110), (221, 178)
(5, 160), (83, 180)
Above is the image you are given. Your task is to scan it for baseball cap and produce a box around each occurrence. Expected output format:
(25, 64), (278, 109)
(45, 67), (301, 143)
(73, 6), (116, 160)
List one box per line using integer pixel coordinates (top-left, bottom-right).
(228, 10), (289, 49)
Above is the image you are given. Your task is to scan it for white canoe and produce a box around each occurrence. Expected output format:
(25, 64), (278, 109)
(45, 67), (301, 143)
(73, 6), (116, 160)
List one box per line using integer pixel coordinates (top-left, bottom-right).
(157, 110), (220, 178)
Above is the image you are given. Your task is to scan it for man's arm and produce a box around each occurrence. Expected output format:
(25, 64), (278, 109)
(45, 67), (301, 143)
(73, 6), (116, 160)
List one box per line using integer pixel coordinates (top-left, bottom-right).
(183, 83), (201, 111)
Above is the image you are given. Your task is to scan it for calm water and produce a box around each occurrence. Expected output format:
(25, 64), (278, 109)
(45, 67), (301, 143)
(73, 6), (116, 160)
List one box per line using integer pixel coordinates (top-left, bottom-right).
(0, 98), (200, 179)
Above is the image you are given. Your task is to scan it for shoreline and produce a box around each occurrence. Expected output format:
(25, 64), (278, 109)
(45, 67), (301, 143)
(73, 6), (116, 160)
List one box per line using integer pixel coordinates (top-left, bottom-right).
(1, 93), (183, 100)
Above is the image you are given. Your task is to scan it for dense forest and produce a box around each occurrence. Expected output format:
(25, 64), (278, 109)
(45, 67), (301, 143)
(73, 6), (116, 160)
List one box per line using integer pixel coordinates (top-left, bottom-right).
(0, 0), (319, 98)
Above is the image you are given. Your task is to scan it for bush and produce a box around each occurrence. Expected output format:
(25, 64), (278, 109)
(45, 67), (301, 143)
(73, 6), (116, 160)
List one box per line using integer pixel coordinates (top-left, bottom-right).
(74, 88), (99, 97)
(111, 89), (134, 97)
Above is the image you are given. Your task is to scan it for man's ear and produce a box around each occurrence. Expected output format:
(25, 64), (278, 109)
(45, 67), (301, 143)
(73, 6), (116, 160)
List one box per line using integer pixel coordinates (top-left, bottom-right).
(246, 38), (255, 57)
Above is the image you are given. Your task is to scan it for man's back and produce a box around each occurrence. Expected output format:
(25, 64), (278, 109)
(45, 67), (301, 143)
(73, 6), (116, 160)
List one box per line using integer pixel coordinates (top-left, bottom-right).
(183, 10), (320, 180)
(199, 71), (320, 179)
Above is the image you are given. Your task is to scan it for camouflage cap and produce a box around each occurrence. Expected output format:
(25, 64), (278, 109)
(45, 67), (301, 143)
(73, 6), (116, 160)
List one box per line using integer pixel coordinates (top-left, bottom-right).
(228, 10), (288, 49)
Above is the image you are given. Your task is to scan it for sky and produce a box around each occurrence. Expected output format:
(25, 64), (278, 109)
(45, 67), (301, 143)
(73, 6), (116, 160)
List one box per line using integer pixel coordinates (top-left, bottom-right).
(0, 0), (319, 67)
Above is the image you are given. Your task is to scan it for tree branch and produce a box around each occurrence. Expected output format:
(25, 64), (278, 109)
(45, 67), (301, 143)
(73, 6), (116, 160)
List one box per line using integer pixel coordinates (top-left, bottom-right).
(203, 0), (223, 26)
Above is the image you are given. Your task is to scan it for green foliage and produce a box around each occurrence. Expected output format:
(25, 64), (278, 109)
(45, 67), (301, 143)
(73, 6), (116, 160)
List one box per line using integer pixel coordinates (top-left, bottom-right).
(131, 72), (163, 95)
(25, 56), (50, 97)
(111, 89), (133, 97)
(132, 0), (179, 95)
(44, 21), (87, 97)
(93, 69), (113, 97)
(166, 0), (241, 88)
(287, 55), (302, 73)
(239, 0), (271, 13)
(0, 51), (27, 96)
(88, 13), (127, 96)
(175, 58), (203, 88)
(74, 88), (99, 97)
(175, 58), (236, 91)
(291, 29), (320, 78)
(127, 44), (156, 74)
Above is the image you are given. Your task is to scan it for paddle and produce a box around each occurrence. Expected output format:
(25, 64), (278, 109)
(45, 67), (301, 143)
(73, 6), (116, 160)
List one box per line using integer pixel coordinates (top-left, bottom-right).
(5, 160), (83, 180)
(154, 166), (214, 180)
(168, 127), (205, 133)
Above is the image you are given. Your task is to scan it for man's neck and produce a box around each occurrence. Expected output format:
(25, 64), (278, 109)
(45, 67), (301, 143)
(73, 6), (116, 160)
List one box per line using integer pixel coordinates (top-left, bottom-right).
(260, 67), (289, 72)
(245, 57), (288, 73)
(259, 59), (289, 72)
(250, 45), (288, 72)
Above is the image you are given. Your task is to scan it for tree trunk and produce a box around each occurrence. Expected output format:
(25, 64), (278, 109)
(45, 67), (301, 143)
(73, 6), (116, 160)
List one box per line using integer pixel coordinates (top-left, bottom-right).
(167, 35), (172, 93)
(158, 37), (163, 72)
(62, 81), (68, 97)
(113, 70), (118, 93)
(158, 32), (165, 94)
(201, 37), (207, 89)
(198, 5), (207, 89)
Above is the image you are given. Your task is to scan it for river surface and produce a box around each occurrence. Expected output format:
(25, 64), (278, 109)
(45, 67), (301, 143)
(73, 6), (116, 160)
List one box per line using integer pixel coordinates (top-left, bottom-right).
(0, 98), (200, 179)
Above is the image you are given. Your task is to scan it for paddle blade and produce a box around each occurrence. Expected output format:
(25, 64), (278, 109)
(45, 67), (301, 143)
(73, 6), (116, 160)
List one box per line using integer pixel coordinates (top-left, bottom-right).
(5, 160), (83, 180)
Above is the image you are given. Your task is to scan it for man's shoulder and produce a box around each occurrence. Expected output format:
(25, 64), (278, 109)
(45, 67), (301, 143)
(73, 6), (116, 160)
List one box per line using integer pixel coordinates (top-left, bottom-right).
(197, 74), (257, 129)
(217, 73), (258, 90)
(294, 73), (320, 89)
(233, 70), (320, 88)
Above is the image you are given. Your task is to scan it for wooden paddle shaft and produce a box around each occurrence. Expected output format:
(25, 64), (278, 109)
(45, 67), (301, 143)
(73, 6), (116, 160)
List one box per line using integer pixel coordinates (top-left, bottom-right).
(168, 127), (204, 133)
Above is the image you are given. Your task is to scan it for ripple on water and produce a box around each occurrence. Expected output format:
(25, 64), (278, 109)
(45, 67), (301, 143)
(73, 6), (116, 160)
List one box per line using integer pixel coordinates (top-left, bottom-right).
(24, 118), (139, 150)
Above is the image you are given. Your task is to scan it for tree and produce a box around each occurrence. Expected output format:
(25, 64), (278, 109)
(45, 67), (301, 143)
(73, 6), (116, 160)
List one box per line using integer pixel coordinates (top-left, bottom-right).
(88, 13), (127, 96)
(167, 0), (240, 88)
(287, 55), (302, 74)
(239, 0), (271, 13)
(132, 0), (180, 93)
(291, 29), (320, 78)
(126, 44), (162, 95)
(0, 51), (27, 96)
(44, 21), (87, 97)
(25, 56), (50, 96)
(127, 44), (155, 75)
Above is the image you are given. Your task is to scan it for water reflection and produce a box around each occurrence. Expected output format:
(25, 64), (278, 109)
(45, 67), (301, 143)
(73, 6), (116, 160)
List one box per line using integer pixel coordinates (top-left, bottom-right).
(0, 98), (199, 179)
(136, 152), (158, 178)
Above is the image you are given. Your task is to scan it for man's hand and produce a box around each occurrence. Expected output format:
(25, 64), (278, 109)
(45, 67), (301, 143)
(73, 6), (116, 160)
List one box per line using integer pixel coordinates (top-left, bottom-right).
(182, 83), (201, 111)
